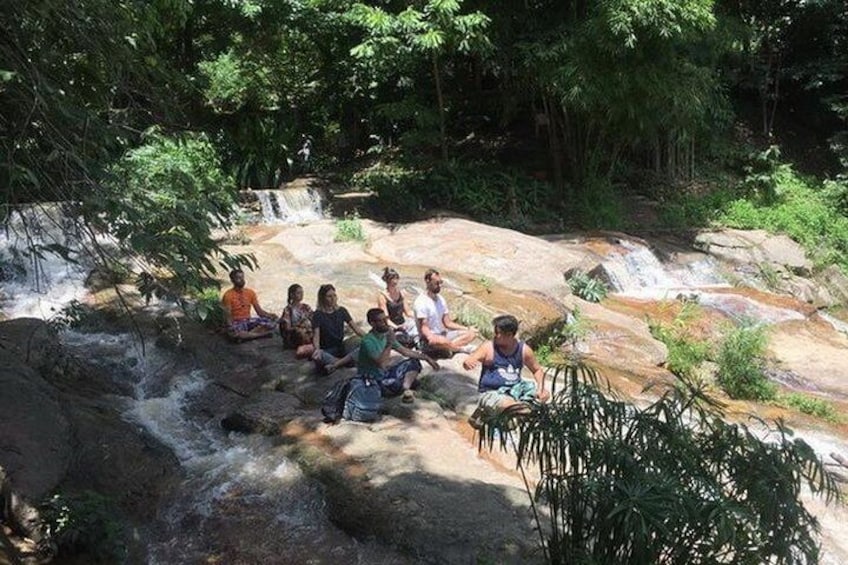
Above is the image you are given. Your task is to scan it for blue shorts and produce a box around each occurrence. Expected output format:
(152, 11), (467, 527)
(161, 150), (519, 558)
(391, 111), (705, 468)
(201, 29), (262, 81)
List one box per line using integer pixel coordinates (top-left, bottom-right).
(371, 358), (422, 397)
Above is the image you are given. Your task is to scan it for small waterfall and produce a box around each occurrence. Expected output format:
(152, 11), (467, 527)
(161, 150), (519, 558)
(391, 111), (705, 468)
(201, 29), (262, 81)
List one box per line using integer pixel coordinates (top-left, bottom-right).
(59, 329), (403, 564)
(251, 187), (324, 224)
(0, 204), (92, 319)
(601, 240), (728, 298)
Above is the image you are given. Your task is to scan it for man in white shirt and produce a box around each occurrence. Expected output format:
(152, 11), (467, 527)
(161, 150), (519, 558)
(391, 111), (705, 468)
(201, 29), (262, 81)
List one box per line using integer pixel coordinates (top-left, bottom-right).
(413, 268), (478, 356)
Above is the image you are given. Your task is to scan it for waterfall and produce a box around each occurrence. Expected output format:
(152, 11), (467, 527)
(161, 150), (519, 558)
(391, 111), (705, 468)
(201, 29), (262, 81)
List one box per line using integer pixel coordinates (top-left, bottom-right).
(0, 204), (93, 319)
(250, 187), (324, 224)
(600, 240), (728, 298)
(58, 329), (402, 564)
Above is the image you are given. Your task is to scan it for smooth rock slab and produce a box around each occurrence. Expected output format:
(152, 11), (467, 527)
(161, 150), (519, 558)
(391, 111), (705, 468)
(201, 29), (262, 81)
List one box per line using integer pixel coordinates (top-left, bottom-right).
(221, 390), (303, 435)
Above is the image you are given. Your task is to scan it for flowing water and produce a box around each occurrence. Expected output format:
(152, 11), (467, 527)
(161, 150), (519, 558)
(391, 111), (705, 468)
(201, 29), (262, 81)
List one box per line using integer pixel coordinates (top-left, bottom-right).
(57, 330), (403, 564)
(251, 188), (324, 224)
(1, 205), (404, 563)
(598, 239), (808, 324)
(0, 204), (94, 319)
(3, 210), (847, 562)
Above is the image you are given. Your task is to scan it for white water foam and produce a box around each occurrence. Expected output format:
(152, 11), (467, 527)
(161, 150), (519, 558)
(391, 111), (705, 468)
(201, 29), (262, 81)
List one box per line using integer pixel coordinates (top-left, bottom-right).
(253, 188), (324, 224)
(0, 205), (91, 319)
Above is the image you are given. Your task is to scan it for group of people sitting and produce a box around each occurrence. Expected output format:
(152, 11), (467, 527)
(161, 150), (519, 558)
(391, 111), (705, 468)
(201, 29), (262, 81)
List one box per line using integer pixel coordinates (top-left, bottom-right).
(220, 266), (549, 416)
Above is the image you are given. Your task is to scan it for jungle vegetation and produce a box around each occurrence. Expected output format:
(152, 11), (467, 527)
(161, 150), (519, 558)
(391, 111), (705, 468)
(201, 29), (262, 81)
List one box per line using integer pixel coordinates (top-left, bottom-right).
(3, 2), (846, 563)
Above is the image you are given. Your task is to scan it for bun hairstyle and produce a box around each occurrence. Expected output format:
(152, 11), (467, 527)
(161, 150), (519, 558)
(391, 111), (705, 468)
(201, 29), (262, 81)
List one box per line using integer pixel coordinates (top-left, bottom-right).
(286, 283), (302, 305)
(382, 267), (400, 283)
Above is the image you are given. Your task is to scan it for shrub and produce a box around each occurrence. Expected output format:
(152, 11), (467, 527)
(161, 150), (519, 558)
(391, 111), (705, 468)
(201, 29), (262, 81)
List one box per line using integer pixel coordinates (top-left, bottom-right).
(41, 491), (127, 563)
(191, 287), (226, 329)
(334, 212), (366, 242)
(648, 303), (711, 379)
(567, 270), (608, 302)
(715, 323), (775, 401)
(88, 130), (256, 299)
(480, 364), (839, 564)
(778, 392), (841, 423)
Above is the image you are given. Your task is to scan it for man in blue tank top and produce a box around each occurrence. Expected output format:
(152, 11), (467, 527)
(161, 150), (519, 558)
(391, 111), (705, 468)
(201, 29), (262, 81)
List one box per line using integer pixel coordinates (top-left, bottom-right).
(462, 315), (549, 428)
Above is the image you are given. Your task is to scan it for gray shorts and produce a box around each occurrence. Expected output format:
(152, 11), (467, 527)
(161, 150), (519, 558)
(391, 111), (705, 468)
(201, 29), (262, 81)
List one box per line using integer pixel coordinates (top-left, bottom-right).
(478, 381), (538, 413)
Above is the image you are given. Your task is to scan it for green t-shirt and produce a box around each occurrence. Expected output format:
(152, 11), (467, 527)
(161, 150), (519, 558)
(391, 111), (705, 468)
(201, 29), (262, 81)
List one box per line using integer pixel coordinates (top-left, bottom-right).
(358, 331), (396, 378)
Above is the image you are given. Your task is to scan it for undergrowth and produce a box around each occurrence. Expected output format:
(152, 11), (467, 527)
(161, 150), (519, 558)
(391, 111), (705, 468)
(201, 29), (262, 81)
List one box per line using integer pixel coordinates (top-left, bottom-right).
(659, 146), (848, 275)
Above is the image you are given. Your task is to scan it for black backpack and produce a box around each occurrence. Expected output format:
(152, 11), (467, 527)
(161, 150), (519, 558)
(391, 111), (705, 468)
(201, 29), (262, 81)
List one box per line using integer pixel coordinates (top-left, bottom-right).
(321, 377), (353, 424)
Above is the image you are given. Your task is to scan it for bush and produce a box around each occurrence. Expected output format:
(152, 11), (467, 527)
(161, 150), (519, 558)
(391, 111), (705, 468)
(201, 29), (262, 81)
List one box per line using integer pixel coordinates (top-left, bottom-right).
(778, 392), (841, 423)
(567, 270), (608, 302)
(334, 212), (366, 242)
(41, 491), (127, 563)
(480, 364), (838, 565)
(350, 159), (558, 227)
(87, 130), (256, 299)
(191, 287), (226, 329)
(648, 303), (712, 379)
(716, 323), (775, 401)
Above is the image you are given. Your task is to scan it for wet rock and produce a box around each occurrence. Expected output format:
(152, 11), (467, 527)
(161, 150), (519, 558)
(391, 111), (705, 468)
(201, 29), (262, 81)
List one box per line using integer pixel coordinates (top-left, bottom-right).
(0, 322), (71, 545)
(221, 390), (303, 435)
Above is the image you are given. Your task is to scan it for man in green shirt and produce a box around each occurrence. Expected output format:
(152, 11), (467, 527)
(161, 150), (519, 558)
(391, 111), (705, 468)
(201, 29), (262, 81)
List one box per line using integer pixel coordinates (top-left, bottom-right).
(359, 308), (440, 403)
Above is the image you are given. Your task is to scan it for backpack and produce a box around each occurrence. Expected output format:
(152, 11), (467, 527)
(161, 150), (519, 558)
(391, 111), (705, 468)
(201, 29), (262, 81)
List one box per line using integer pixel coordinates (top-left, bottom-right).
(321, 377), (353, 424)
(342, 377), (382, 423)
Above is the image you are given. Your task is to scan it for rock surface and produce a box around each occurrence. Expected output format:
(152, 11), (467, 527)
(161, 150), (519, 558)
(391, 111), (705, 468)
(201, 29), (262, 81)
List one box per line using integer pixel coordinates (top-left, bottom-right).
(4, 215), (848, 563)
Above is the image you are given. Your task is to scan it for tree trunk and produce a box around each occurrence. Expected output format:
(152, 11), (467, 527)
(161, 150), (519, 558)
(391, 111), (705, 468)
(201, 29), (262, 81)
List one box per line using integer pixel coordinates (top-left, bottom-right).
(432, 52), (448, 161)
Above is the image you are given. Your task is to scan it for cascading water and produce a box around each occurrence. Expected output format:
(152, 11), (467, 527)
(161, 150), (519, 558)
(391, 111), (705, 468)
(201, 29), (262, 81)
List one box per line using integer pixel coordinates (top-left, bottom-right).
(251, 188), (324, 224)
(57, 330), (405, 564)
(0, 204), (94, 319)
(0, 207), (402, 563)
(599, 239), (806, 323)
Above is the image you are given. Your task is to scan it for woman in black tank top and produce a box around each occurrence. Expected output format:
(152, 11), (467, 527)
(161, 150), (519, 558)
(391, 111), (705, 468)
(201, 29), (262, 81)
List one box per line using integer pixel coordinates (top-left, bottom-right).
(378, 267), (418, 346)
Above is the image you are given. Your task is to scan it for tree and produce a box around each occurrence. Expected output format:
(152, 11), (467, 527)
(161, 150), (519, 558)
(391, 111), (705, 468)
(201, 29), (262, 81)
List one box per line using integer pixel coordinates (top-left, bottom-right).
(481, 362), (839, 564)
(348, 0), (492, 160)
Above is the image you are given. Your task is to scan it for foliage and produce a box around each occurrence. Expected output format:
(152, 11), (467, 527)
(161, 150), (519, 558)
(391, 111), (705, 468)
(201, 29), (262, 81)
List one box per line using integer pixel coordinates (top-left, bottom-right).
(480, 363), (838, 564)
(86, 130), (255, 300)
(41, 491), (127, 563)
(334, 212), (366, 242)
(46, 300), (89, 334)
(453, 303), (494, 340)
(659, 147), (848, 275)
(566, 271), (608, 303)
(351, 160), (557, 227)
(348, 0), (492, 160)
(191, 287), (226, 329)
(719, 156), (848, 273)
(716, 322), (775, 401)
(531, 308), (592, 366)
(648, 304), (712, 380)
(778, 393), (842, 424)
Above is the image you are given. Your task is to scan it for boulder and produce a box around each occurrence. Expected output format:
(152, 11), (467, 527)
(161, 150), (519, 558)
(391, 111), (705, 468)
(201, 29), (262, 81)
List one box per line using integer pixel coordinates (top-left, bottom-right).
(0, 322), (71, 545)
(221, 390), (303, 435)
(816, 264), (848, 306)
(694, 229), (812, 276)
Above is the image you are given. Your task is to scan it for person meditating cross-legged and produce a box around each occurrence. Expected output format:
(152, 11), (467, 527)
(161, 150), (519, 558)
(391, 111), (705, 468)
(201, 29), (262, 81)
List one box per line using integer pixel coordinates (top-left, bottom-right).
(311, 284), (365, 374)
(413, 268), (478, 357)
(463, 314), (550, 428)
(377, 267), (418, 348)
(221, 268), (278, 342)
(358, 308), (439, 403)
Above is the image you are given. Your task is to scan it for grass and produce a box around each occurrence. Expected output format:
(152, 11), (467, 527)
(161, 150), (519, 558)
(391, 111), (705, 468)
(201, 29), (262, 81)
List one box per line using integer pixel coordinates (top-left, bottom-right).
(453, 302), (494, 339)
(777, 392), (842, 423)
(334, 212), (366, 242)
